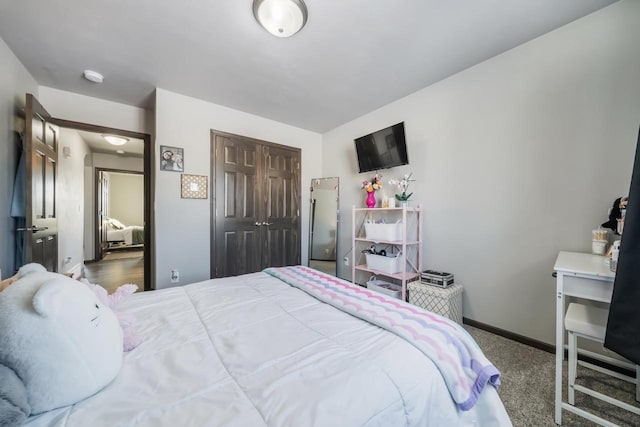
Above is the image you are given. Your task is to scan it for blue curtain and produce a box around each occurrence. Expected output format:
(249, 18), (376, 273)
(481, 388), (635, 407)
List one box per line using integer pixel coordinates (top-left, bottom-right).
(10, 133), (26, 272)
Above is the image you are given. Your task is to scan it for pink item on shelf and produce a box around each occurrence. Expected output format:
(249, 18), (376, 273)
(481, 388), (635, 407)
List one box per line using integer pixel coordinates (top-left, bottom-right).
(366, 191), (376, 208)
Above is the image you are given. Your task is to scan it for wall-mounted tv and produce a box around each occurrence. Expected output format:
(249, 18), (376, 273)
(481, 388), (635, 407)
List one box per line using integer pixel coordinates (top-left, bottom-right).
(354, 122), (408, 173)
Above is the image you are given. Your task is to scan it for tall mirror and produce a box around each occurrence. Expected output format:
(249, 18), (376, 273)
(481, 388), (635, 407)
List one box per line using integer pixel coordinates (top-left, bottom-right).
(308, 177), (339, 276)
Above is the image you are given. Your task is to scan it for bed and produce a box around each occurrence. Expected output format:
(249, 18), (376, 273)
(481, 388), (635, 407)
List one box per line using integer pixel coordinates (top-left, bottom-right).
(105, 218), (144, 246)
(24, 266), (511, 426)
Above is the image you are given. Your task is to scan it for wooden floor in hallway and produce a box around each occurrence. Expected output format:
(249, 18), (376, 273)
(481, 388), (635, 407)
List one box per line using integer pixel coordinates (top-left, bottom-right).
(84, 249), (144, 294)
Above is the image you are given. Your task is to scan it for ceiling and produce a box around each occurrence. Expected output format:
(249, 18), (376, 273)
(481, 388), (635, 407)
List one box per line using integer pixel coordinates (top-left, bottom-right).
(76, 130), (144, 158)
(0, 0), (617, 132)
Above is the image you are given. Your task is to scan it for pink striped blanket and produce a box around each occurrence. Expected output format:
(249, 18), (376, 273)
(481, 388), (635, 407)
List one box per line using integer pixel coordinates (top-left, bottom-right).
(264, 266), (500, 411)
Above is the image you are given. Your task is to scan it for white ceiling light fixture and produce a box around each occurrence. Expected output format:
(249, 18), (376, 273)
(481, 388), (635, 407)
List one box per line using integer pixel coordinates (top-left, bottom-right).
(83, 69), (104, 83)
(103, 135), (129, 146)
(253, 0), (308, 38)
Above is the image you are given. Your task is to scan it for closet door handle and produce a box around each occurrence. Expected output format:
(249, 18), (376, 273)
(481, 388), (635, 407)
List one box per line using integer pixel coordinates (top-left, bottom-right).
(262, 222), (273, 226)
(255, 222), (262, 226)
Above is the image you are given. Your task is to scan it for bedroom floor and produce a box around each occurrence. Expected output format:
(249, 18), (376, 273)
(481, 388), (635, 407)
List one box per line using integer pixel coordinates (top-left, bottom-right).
(309, 260), (336, 275)
(467, 325), (640, 426)
(84, 250), (144, 293)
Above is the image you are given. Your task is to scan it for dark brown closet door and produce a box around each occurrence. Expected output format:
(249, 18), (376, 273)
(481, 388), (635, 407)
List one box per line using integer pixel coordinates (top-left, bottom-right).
(212, 132), (262, 277)
(211, 131), (300, 278)
(261, 144), (301, 269)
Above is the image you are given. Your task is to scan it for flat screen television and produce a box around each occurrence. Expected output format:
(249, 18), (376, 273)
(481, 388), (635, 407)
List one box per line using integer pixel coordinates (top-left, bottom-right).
(354, 122), (408, 173)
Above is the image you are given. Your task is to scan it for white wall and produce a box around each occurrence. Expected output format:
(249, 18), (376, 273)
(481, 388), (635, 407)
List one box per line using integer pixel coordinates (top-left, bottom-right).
(322, 0), (640, 345)
(93, 153), (144, 172)
(83, 162), (94, 260)
(57, 128), (91, 274)
(107, 172), (144, 227)
(38, 86), (150, 134)
(155, 89), (322, 288)
(0, 38), (39, 278)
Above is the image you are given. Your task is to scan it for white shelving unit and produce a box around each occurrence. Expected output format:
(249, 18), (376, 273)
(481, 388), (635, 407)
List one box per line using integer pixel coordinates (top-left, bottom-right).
(351, 205), (422, 300)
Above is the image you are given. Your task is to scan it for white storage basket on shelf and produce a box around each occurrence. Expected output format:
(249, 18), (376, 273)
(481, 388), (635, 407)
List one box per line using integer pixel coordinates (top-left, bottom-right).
(366, 276), (402, 299)
(364, 222), (402, 242)
(364, 252), (403, 274)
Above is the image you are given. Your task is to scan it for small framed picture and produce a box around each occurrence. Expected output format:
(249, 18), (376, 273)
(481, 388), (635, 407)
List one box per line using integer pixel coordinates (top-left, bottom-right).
(181, 174), (208, 199)
(160, 145), (184, 172)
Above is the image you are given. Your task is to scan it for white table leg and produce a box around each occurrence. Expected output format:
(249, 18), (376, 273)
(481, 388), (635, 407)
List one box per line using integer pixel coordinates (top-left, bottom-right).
(555, 275), (565, 425)
(568, 331), (576, 405)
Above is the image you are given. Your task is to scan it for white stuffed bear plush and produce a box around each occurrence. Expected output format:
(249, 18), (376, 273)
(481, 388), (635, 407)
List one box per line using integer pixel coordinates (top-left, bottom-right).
(0, 264), (123, 422)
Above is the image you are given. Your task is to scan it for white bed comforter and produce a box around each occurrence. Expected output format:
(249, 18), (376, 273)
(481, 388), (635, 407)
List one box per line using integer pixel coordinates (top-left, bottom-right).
(106, 228), (124, 242)
(25, 272), (511, 427)
(106, 226), (142, 245)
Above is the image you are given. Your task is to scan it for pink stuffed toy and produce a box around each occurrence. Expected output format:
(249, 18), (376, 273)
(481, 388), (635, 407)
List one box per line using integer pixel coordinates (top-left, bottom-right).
(82, 281), (142, 351)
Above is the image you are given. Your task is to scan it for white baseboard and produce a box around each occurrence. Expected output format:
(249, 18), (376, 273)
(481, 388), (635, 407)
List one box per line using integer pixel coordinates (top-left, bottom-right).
(66, 263), (83, 279)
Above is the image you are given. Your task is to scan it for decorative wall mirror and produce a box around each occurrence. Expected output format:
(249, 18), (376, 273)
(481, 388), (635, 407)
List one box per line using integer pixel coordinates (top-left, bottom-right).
(308, 177), (339, 276)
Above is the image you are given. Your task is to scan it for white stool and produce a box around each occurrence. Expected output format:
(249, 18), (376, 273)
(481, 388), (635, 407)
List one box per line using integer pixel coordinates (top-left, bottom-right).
(564, 303), (640, 425)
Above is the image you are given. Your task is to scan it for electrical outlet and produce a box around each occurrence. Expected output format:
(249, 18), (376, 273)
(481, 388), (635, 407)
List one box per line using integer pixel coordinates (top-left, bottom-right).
(343, 256), (349, 266)
(170, 269), (180, 283)
(63, 256), (72, 265)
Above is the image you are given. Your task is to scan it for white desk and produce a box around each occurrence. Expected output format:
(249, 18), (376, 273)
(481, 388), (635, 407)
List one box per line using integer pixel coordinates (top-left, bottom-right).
(554, 251), (615, 425)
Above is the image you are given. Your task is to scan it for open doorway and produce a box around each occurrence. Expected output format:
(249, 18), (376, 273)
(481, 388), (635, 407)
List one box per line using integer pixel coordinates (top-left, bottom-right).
(87, 168), (145, 293)
(55, 122), (152, 293)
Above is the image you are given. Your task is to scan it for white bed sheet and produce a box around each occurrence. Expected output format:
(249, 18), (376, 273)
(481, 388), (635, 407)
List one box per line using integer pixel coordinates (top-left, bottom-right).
(106, 228), (124, 242)
(106, 226), (143, 245)
(25, 272), (511, 427)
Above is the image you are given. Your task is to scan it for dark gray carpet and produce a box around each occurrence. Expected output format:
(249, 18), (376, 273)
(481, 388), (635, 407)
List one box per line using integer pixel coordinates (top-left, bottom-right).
(466, 325), (640, 426)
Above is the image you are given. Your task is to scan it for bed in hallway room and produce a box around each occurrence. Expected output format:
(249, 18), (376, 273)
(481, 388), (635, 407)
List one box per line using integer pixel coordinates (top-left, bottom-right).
(105, 217), (144, 247)
(24, 266), (511, 426)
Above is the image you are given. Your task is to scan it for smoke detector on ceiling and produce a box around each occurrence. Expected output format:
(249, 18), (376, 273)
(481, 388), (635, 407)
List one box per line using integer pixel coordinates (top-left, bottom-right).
(83, 70), (104, 83)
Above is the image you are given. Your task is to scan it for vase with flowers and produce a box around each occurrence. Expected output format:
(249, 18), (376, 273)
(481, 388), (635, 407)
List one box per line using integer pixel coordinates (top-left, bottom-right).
(361, 174), (383, 208)
(389, 173), (415, 207)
